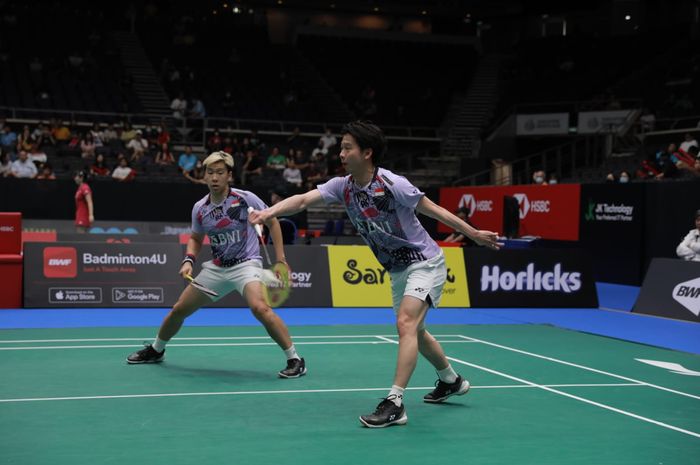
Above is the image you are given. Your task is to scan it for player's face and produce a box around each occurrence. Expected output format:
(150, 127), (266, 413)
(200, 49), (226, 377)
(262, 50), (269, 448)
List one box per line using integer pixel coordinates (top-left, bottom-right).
(695, 216), (700, 231)
(204, 161), (231, 193)
(339, 134), (371, 173)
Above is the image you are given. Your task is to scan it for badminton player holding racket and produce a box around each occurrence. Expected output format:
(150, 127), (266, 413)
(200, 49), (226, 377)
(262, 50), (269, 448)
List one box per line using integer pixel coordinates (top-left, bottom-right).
(127, 151), (306, 379)
(250, 121), (500, 427)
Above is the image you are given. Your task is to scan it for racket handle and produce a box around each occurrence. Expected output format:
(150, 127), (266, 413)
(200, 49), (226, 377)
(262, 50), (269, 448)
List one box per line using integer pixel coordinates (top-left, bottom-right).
(247, 206), (264, 238)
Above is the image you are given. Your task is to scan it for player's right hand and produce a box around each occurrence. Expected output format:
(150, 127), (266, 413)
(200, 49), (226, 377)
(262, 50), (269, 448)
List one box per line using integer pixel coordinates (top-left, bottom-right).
(179, 262), (193, 279)
(248, 208), (269, 225)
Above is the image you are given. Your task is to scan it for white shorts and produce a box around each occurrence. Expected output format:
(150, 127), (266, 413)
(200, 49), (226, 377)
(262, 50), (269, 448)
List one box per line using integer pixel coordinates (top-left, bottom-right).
(389, 252), (446, 326)
(194, 259), (264, 302)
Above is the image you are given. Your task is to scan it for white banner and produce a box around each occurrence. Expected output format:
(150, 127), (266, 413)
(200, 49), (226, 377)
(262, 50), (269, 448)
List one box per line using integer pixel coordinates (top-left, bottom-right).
(577, 110), (634, 134)
(516, 113), (569, 136)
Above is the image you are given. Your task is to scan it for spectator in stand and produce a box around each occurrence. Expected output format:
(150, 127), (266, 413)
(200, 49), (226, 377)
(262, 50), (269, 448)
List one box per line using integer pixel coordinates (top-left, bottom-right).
(127, 130), (148, 163)
(73, 170), (94, 233)
(16, 125), (35, 153)
(157, 122), (171, 146)
(189, 97), (206, 119)
(266, 146), (286, 171)
(304, 160), (327, 191)
(676, 210), (700, 262)
(36, 163), (56, 180)
(639, 108), (656, 133)
(178, 145), (198, 174)
(653, 143), (680, 180)
(242, 149), (263, 185)
(619, 171), (631, 183)
(120, 122), (137, 144)
(286, 126), (302, 150)
(89, 123), (105, 149)
(102, 123), (118, 144)
(532, 170), (547, 185)
(605, 171), (617, 183)
(311, 139), (327, 161)
(51, 121), (71, 144)
(207, 130), (223, 152)
(28, 144), (47, 165)
(155, 143), (175, 165)
(319, 128), (337, 153)
(677, 146), (700, 177)
(34, 123), (56, 154)
(283, 159), (303, 188)
(250, 129), (265, 152)
(171, 92), (187, 119)
(679, 133), (698, 154)
(90, 153), (111, 177)
(1, 126), (17, 154)
(112, 156), (135, 182)
(10, 150), (37, 178)
(80, 133), (97, 159)
(184, 159), (206, 185)
(0, 152), (12, 177)
(547, 173), (559, 185)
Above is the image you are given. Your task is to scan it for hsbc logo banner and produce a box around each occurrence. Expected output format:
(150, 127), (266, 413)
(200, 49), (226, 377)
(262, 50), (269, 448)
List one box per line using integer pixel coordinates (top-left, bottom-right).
(464, 248), (598, 307)
(25, 242), (183, 308)
(634, 259), (700, 322)
(440, 185), (580, 241)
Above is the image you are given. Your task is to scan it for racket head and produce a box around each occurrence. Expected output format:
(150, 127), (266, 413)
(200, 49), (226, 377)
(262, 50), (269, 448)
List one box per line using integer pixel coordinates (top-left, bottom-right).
(261, 261), (292, 307)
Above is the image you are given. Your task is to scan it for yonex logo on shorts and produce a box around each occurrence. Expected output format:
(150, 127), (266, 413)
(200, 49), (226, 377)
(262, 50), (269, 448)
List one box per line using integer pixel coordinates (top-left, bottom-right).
(43, 247), (78, 278)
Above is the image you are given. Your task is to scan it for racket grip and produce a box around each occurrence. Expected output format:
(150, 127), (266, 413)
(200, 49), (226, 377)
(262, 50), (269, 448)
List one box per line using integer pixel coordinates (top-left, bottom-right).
(247, 206), (264, 238)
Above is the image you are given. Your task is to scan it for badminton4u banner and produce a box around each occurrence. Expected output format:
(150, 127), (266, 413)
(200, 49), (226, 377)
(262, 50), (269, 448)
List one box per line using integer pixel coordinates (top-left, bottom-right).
(24, 242), (183, 307)
(439, 184), (581, 241)
(327, 246), (470, 308)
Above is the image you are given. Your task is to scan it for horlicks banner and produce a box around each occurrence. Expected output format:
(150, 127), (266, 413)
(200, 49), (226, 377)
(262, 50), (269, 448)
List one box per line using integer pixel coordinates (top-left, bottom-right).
(464, 248), (598, 308)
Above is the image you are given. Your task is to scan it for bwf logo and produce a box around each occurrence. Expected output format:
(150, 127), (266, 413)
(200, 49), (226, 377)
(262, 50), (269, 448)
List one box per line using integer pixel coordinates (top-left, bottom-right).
(43, 247), (78, 278)
(458, 194), (493, 217)
(673, 277), (700, 317)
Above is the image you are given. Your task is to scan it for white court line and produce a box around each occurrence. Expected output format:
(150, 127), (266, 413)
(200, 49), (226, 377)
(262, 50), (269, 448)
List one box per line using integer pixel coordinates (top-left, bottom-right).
(457, 335), (700, 401)
(0, 340), (476, 351)
(379, 336), (700, 439)
(0, 383), (644, 404)
(0, 334), (471, 344)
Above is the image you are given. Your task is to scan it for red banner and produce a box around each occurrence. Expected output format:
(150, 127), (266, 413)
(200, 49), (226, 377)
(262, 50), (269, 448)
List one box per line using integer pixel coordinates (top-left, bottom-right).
(439, 184), (581, 241)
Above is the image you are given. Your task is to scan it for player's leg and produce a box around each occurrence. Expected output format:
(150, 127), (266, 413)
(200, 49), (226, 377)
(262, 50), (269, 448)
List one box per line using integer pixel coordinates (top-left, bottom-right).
(126, 285), (212, 364)
(243, 280), (306, 378)
(419, 328), (470, 403)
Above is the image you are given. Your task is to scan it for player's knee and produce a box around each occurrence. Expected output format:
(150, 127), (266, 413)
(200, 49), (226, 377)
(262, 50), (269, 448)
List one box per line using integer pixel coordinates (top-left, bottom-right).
(396, 313), (420, 336)
(249, 300), (271, 319)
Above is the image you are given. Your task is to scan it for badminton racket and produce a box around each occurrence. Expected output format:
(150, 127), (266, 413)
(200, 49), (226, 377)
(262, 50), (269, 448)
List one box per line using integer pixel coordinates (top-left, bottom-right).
(184, 274), (219, 298)
(248, 207), (292, 307)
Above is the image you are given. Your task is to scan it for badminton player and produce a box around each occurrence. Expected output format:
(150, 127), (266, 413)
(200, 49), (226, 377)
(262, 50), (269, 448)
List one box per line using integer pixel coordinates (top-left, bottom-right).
(250, 121), (500, 427)
(73, 170), (94, 233)
(127, 151), (306, 378)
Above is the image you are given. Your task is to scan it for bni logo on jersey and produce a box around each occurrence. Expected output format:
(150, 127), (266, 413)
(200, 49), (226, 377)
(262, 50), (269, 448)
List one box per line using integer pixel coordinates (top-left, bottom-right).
(43, 247), (78, 278)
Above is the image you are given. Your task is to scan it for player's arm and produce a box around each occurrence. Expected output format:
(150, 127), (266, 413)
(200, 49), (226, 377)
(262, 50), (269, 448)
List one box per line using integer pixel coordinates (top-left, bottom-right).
(249, 189), (324, 224)
(181, 232), (205, 277)
(86, 193), (94, 223)
(265, 217), (287, 264)
(416, 196), (501, 250)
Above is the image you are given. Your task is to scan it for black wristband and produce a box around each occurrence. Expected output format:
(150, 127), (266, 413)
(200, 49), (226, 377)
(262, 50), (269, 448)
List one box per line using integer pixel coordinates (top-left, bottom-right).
(182, 254), (195, 266)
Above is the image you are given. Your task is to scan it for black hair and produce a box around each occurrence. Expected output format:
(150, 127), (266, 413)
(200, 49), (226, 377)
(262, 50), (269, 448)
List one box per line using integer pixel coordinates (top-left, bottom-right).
(340, 120), (387, 165)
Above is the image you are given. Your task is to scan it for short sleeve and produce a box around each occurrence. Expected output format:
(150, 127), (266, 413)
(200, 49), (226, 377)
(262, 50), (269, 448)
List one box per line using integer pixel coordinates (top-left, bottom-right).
(243, 192), (269, 211)
(388, 175), (424, 209)
(191, 203), (204, 234)
(317, 176), (346, 204)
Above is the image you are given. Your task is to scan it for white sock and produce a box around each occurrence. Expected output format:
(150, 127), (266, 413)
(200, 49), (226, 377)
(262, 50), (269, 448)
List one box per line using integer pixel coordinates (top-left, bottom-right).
(437, 365), (458, 384)
(283, 344), (300, 360)
(152, 337), (168, 353)
(388, 385), (405, 406)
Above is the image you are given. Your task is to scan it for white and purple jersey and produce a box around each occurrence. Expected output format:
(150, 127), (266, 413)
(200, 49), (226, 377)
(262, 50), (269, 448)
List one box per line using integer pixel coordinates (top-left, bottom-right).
(317, 167), (441, 271)
(191, 188), (267, 267)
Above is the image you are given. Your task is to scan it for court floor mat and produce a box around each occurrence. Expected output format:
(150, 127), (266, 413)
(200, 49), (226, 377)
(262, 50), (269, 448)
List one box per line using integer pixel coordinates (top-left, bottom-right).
(1, 324), (698, 465)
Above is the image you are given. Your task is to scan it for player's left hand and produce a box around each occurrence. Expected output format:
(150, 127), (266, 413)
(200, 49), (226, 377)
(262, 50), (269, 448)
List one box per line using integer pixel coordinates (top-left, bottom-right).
(472, 230), (502, 250)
